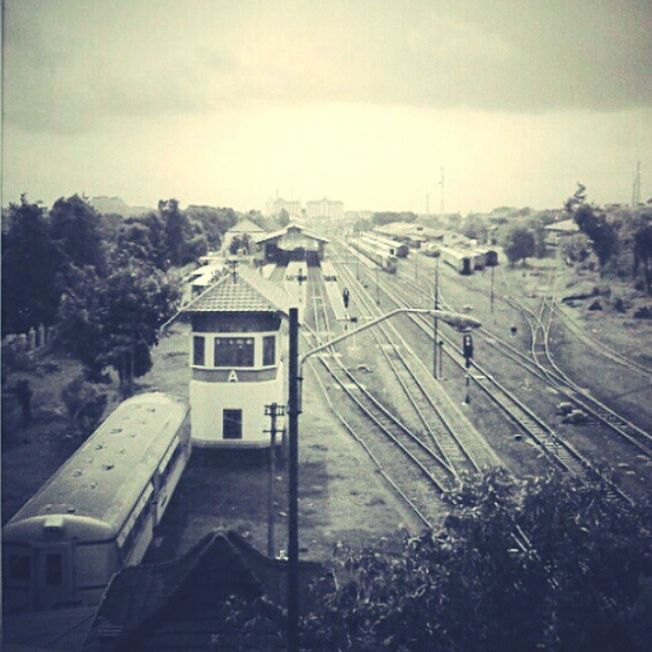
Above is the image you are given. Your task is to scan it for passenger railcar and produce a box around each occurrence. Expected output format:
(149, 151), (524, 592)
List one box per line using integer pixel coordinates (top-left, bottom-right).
(362, 233), (410, 258)
(440, 246), (473, 275)
(2, 393), (191, 613)
(350, 238), (397, 273)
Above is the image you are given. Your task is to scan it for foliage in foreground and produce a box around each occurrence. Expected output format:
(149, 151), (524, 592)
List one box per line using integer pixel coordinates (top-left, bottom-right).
(298, 470), (651, 651)
(212, 471), (651, 651)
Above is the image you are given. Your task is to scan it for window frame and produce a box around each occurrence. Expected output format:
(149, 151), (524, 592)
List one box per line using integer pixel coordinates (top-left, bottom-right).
(262, 335), (276, 366)
(213, 337), (255, 368)
(193, 336), (205, 366)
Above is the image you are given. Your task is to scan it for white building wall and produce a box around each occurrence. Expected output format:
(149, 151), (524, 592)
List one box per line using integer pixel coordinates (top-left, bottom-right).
(189, 330), (285, 448)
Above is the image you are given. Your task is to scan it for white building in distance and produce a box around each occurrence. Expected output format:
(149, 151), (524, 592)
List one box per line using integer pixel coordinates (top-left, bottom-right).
(306, 197), (344, 221)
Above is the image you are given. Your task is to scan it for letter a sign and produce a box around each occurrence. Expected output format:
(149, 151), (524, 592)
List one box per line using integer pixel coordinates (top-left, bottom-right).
(227, 370), (239, 382)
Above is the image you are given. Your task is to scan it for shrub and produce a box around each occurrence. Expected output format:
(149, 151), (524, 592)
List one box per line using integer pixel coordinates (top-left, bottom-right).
(60, 376), (107, 437)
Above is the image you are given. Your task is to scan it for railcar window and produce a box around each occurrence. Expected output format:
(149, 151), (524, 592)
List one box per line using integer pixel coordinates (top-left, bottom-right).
(10, 554), (31, 580)
(214, 338), (254, 367)
(263, 335), (275, 366)
(223, 409), (243, 439)
(46, 554), (63, 585)
(193, 336), (205, 366)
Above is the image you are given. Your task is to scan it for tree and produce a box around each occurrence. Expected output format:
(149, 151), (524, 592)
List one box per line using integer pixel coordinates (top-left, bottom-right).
(462, 214), (488, 243)
(573, 204), (618, 276)
(633, 223), (652, 293)
(278, 208), (290, 227)
(57, 260), (179, 396)
(564, 182), (587, 213)
(299, 470), (652, 651)
(159, 198), (186, 266)
(50, 194), (107, 274)
(502, 226), (536, 265)
(158, 199), (208, 265)
(1, 195), (65, 334)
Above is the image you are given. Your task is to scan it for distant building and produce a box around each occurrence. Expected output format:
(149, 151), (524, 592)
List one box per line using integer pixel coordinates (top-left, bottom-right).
(266, 196), (302, 218)
(306, 197), (344, 221)
(544, 218), (579, 247)
(254, 222), (329, 265)
(222, 217), (266, 253)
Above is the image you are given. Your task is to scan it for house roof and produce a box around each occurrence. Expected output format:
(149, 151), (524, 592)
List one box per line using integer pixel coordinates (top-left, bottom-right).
(226, 218), (266, 234)
(254, 223), (329, 245)
(83, 530), (330, 652)
(545, 218), (579, 233)
(183, 265), (292, 314)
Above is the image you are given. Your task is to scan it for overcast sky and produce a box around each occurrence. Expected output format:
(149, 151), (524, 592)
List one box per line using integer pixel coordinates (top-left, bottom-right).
(3, 0), (651, 214)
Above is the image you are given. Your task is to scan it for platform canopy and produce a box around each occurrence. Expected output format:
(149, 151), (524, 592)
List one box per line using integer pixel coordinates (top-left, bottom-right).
(254, 223), (329, 252)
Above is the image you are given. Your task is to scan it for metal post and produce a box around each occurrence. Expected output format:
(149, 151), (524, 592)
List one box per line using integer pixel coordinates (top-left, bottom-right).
(375, 267), (380, 306)
(433, 256), (439, 378)
(438, 340), (444, 378)
(287, 308), (300, 652)
(490, 265), (495, 318)
(265, 403), (282, 559)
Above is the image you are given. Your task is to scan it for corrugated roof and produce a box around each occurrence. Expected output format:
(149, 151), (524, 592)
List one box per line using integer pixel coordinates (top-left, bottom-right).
(225, 218), (266, 234)
(183, 266), (292, 314)
(254, 224), (329, 245)
(545, 218), (579, 233)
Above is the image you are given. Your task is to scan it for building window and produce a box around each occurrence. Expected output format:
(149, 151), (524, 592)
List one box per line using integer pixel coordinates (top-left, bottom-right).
(45, 554), (63, 586)
(10, 554), (31, 581)
(223, 409), (243, 439)
(263, 335), (275, 366)
(193, 336), (205, 366)
(214, 338), (254, 367)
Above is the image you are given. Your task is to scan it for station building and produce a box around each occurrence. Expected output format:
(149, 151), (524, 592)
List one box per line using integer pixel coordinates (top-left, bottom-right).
(184, 266), (292, 448)
(254, 221), (329, 265)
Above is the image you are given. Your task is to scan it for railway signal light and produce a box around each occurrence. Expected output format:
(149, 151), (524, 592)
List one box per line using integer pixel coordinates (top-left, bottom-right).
(342, 287), (350, 309)
(462, 333), (474, 369)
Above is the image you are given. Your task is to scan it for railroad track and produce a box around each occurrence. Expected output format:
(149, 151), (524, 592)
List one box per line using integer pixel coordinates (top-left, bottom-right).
(333, 257), (501, 473)
(400, 258), (652, 459)
(330, 244), (635, 505)
(298, 267), (454, 526)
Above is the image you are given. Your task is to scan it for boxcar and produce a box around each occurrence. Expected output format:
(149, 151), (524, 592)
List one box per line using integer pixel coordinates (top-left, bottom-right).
(362, 233), (410, 258)
(2, 393), (191, 613)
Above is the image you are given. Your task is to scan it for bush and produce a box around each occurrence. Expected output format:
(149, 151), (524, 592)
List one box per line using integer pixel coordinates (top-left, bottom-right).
(60, 376), (107, 437)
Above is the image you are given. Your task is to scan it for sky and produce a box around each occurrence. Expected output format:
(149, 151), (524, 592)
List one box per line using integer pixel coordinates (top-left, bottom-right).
(3, 0), (651, 214)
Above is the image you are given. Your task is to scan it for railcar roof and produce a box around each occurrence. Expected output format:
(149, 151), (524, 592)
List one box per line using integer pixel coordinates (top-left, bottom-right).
(7, 393), (189, 533)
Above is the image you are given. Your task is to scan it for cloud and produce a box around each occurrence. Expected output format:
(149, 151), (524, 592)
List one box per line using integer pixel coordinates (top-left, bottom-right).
(4, 0), (652, 133)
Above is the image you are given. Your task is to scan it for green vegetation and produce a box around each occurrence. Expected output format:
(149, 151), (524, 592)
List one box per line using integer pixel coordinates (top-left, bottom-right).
(219, 470), (652, 651)
(1, 192), (252, 398)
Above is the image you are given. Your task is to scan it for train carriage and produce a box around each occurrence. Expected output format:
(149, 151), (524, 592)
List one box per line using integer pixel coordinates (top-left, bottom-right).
(361, 233), (410, 258)
(440, 246), (473, 275)
(350, 238), (397, 273)
(2, 393), (191, 613)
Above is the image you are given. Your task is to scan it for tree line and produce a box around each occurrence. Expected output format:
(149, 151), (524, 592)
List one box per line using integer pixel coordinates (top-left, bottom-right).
(1, 194), (244, 396)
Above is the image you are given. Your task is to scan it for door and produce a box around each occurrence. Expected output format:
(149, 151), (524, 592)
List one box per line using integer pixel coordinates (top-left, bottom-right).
(35, 544), (73, 610)
(223, 409), (243, 439)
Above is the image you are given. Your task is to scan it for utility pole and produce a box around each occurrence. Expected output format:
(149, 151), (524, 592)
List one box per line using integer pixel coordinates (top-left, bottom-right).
(433, 254), (440, 378)
(265, 403), (284, 559)
(438, 167), (445, 215)
(490, 264), (495, 319)
(426, 193), (430, 219)
(287, 308), (300, 652)
(632, 160), (641, 207)
(375, 267), (380, 306)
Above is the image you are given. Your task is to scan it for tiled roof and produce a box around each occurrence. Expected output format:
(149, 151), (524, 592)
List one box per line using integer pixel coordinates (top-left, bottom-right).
(183, 266), (292, 314)
(83, 530), (330, 652)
